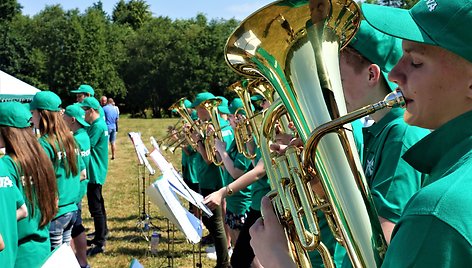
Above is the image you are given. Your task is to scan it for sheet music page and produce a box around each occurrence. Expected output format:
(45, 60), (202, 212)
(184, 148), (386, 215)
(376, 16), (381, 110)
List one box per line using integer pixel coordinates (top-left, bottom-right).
(146, 177), (202, 243)
(128, 132), (155, 174)
(149, 149), (213, 217)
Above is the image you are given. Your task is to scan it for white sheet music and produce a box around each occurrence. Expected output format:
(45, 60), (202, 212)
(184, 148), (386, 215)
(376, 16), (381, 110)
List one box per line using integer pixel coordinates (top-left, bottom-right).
(41, 244), (80, 268)
(149, 149), (213, 217)
(147, 176), (202, 244)
(128, 132), (156, 175)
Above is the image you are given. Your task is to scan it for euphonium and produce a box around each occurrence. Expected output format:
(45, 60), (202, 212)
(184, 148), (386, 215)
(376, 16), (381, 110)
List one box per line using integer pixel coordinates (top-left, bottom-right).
(225, 0), (393, 267)
(200, 98), (224, 166)
(247, 77), (276, 104)
(168, 97), (202, 150)
(227, 80), (260, 159)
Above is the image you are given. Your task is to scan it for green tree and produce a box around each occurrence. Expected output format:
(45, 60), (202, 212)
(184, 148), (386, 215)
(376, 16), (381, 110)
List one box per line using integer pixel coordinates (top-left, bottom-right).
(0, 0), (21, 22)
(112, 0), (152, 30)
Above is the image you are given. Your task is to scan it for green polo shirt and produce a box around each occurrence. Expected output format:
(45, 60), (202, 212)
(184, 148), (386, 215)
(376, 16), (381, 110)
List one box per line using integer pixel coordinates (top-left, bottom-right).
(0, 155), (51, 268)
(0, 163), (24, 268)
(87, 117), (109, 185)
(250, 148), (271, 211)
(184, 145), (201, 184)
(362, 108), (429, 223)
(382, 110), (472, 267)
(39, 135), (80, 219)
(225, 140), (252, 215)
(74, 128), (91, 203)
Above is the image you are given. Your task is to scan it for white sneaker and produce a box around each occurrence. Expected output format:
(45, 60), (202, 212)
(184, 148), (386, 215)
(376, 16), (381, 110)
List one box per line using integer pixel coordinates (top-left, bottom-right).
(205, 246), (216, 253)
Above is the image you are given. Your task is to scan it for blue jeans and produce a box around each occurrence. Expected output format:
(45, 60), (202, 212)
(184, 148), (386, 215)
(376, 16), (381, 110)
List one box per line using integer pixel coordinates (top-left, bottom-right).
(49, 211), (78, 250)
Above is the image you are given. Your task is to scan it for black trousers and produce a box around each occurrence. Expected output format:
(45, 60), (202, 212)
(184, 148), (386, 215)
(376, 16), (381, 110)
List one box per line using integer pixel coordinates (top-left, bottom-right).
(200, 188), (230, 268)
(87, 183), (108, 246)
(230, 208), (261, 268)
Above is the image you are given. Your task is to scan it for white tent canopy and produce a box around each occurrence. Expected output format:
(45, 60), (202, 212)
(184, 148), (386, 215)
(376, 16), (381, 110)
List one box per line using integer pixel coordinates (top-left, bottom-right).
(0, 70), (40, 102)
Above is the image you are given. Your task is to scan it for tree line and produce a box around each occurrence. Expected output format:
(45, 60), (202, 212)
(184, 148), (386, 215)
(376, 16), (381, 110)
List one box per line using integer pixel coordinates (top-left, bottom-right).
(0, 0), (417, 117)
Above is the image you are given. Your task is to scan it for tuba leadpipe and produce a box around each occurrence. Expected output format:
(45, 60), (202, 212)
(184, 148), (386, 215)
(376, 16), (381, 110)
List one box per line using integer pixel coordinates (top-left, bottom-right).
(224, 0), (390, 267)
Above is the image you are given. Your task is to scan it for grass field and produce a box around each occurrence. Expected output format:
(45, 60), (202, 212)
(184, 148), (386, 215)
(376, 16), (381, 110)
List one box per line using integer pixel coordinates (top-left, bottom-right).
(83, 117), (216, 268)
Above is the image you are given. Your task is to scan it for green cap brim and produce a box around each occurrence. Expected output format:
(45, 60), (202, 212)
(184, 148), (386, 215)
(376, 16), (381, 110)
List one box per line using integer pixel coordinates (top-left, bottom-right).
(362, 4), (435, 45)
(218, 106), (231, 115)
(76, 117), (90, 127)
(250, 95), (264, 101)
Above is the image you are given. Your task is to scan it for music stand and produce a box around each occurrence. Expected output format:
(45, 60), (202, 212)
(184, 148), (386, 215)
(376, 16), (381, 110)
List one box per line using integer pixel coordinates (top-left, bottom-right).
(129, 132), (156, 241)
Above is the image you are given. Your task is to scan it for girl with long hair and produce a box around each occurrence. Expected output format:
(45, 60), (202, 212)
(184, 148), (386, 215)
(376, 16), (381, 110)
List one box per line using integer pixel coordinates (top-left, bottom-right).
(0, 101), (57, 267)
(30, 91), (83, 251)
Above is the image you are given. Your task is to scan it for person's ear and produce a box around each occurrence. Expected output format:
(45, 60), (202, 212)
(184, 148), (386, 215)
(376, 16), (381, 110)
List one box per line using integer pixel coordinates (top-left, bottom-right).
(366, 64), (382, 87)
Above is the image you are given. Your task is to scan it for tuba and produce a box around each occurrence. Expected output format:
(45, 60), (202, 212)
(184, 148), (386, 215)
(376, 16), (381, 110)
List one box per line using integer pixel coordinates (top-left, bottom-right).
(225, 0), (396, 267)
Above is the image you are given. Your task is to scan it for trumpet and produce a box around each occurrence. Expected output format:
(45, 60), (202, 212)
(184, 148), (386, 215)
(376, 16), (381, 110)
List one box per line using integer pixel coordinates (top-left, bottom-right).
(200, 98), (224, 166)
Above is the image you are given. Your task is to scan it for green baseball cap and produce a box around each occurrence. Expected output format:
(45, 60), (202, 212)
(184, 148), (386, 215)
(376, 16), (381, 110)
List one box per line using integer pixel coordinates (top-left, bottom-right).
(70, 84), (95, 96)
(80, 97), (101, 110)
(0, 102), (32, 128)
(229, 98), (255, 116)
(64, 103), (90, 127)
(183, 99), (192, 108)
(190, 92), (216, 108)
(362, 0), (472, 63)
(349, 20), (402, 91)
(216, 96), (231, 115)
(30, 91), (62, 112)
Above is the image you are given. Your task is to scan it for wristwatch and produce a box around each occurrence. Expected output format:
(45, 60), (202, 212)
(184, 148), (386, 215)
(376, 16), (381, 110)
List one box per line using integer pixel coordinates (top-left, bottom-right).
(226, 186), (233, 196)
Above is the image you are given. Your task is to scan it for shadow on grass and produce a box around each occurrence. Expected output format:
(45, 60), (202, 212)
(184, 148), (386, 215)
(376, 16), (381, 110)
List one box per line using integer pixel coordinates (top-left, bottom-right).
(113, 246), (197, 259)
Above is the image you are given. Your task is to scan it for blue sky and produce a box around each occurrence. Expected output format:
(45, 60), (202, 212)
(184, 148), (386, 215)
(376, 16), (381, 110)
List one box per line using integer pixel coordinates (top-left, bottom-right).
(17, 0), (274, 20)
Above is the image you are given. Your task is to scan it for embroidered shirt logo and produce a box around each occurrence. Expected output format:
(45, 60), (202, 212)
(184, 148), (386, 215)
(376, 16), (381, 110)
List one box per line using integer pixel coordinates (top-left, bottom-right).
(0, 176), (13, 188)
(426, 0), (438, 11)
(365, 158), (375, 177)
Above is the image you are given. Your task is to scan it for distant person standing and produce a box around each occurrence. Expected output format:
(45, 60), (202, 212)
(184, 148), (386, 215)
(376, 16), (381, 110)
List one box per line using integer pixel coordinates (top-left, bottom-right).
(100, 96), (107, 107)
(103, 98), (119, 160)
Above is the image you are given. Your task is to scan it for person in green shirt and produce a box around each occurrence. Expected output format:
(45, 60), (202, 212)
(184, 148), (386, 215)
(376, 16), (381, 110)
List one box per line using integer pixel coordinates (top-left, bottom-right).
(0, 101), (58, 268)
(213, 98), (253, 250)
(0, 158), (27, 268)
(189, 92), (230, 268)
(63, 104), (91, 268)
(30, 91), (83, 251)
(360, 1), (472, 266)
(314, 20), (430, 267)
(249, 1), (472, 267)
(204, 96), (272, 268)
(79, 97), (109, 257)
